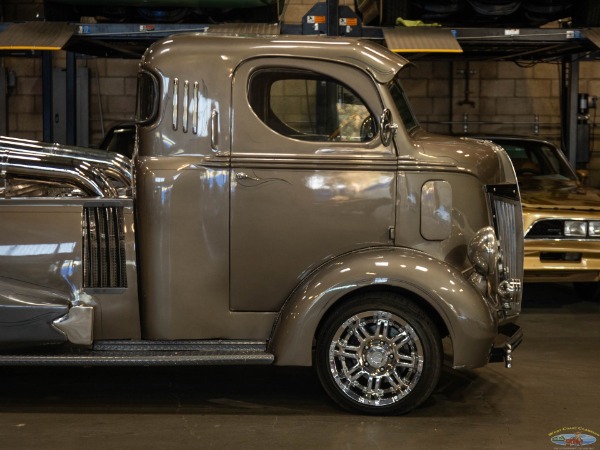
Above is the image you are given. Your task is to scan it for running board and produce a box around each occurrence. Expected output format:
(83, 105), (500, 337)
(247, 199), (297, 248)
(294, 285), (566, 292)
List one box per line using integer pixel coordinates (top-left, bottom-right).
(0, 340), (274, 366)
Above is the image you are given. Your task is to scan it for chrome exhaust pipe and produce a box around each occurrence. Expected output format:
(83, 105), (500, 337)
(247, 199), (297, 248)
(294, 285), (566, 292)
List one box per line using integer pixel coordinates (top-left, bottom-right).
(0, 146), (118, 198)
(0, 136), (132, 189)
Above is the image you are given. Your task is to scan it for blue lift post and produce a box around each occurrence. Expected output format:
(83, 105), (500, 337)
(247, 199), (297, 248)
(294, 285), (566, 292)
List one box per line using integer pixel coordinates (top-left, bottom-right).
(42, 51), (53, 143)
(66, 51), (77, 145)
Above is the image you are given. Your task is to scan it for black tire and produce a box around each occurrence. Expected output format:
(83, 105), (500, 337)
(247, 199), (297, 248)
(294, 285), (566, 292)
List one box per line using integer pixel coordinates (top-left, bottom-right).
(573, 282), (600, 302)
(315, 292), (442, 415)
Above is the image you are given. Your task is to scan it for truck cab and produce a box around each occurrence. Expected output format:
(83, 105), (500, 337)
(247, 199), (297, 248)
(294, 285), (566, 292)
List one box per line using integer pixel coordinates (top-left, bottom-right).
(0, 34), (523, 415)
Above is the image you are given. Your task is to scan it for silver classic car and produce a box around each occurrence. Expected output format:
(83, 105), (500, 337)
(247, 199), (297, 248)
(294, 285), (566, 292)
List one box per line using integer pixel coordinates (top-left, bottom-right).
(0, 35), (523, 415)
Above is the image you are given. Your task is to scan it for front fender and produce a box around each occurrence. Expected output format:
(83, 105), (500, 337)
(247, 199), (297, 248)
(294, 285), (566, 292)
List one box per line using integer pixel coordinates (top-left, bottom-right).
(270, 247), (497, 369)
(0, 278), (71, 348)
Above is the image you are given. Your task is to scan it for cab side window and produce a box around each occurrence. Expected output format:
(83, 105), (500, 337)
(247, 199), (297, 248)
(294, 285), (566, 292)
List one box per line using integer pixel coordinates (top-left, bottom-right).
(248, 69), (376, 143)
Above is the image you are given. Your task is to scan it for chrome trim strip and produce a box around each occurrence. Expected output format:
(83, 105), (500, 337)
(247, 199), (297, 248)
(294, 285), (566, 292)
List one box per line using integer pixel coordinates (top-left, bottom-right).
(182, 80), (189, 133)
(211, 110), (219, 152)
(172, 78), (179, 131)
(192, 81), (198, 135)
(231, 156), (398, 171)
(525, 236), (600, 241)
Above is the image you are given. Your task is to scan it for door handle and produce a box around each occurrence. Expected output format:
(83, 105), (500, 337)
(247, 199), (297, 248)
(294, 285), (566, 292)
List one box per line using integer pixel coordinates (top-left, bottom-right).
(235, 171), (261, 182)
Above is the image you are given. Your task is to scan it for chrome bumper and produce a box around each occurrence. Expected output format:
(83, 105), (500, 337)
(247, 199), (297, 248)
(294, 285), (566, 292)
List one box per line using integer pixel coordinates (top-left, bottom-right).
(489, 322), (523, 368)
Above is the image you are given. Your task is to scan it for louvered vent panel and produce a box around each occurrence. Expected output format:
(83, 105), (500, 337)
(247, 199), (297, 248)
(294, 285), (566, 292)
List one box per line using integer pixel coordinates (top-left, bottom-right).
(492, 195), (523, 282)
(83, 206), (127, 288)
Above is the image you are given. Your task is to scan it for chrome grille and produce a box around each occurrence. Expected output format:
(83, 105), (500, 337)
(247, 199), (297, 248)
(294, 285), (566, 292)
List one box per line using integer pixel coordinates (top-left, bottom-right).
(492, 195), (524, 282)
(83, 206), (127, 288)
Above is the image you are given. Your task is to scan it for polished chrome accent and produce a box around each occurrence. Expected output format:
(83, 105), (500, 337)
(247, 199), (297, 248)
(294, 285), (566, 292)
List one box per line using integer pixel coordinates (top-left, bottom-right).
(328, 310), (423, 406)
(235, 171), (261, 182)
(467, 227), (498, 276)
(489, 191), (523, 316)
(52, 306), (94, 346)
(489, 323), (522, 368)
(492, 195), (523, 284)
(0, 144), (118, 198)
(380, 108), (398, 146)
(0, 137), (131, 195)
(182, 80), (189, 133)
(498, 279), (522, 306)
(40, 142), (129, 186)
(172, 78), (179, 131)
(231, 155), (398, 171)
(83, 206), (127, 288)
(504, 344), (513, 369)
(192, 81), (199, 134)
(469, 271), (488, 294)
(211, 109), (219, 152)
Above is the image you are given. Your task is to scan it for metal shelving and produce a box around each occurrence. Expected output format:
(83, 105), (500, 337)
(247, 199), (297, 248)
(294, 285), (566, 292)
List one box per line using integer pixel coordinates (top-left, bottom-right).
(1, 0), (599, 152)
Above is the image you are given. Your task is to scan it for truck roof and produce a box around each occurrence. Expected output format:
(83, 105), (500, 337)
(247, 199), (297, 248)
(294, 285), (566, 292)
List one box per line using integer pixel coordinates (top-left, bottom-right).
(141, 33), (408, 83)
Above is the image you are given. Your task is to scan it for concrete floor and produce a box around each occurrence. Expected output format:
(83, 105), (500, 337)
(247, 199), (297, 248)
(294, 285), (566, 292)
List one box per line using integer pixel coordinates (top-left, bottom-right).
(0, 283), (599, 450)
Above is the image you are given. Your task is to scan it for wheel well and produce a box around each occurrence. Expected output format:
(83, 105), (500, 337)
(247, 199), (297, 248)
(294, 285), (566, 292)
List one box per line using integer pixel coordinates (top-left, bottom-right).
(314, 285), (450, 344)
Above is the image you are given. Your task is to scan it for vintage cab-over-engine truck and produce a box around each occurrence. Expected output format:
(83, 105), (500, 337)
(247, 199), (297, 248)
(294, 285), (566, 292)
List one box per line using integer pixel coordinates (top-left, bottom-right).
(0, 34), (523, 415)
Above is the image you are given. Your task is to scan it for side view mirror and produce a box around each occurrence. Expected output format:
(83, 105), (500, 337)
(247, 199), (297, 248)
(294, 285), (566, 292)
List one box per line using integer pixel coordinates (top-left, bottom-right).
(380, 108), (398, 146)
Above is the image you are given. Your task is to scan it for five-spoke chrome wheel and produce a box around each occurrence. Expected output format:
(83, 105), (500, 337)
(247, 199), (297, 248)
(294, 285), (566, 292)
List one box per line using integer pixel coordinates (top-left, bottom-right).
(316, 293), (442, 415)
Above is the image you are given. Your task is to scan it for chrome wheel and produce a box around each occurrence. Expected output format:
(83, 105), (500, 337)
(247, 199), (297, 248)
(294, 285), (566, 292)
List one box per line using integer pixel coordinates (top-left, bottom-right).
(329, 311), (424, 406)
(316, 293), (441, 415)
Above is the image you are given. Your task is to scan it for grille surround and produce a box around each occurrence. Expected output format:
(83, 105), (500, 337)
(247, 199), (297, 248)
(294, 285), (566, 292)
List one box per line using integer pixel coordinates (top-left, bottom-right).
(488, 185), (524, 285)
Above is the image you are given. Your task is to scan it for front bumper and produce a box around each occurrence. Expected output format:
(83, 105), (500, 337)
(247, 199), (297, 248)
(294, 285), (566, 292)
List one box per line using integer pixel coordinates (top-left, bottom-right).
(489, 322), (523, 368)
(524, 239), (600, 283)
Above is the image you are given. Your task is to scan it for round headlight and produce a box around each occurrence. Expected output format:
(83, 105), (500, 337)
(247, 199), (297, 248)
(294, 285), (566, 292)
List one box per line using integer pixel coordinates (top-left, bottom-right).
(467, 226), (498, 276)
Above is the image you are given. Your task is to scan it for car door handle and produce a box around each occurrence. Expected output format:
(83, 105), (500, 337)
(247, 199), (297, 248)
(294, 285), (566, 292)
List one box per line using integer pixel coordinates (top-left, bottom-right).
(235, 172), (261, 182)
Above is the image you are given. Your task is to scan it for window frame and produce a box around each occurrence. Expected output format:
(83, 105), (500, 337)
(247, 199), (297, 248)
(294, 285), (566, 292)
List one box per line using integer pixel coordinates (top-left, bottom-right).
(247, 67), (378, 144)
(135, 70), (159, 125)
(232, 57), (393, 157)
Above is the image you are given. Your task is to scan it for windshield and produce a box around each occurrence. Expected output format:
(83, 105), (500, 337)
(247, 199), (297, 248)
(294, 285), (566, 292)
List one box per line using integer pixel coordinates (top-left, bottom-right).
(388, 77), (419, 133)
(494, 139), (577, 181)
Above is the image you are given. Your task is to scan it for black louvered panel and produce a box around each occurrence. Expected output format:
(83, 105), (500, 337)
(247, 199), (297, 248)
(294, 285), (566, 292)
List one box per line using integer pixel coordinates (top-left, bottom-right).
(526, 220), (564, 238)
(83, 206), (127, 289)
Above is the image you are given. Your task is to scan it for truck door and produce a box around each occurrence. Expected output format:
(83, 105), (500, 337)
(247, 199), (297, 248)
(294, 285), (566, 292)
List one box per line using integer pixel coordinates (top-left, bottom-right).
(230, 58), (397, 312)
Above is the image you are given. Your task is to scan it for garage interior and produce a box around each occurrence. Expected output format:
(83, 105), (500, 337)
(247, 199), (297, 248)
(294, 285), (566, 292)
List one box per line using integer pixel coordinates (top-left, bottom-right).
(0, 0), (599, 448)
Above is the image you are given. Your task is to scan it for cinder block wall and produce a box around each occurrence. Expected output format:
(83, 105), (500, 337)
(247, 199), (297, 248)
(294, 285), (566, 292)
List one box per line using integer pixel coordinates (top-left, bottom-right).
(401, 60), (563, 139)
(2, 0), (600, 185)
